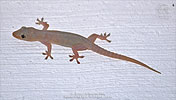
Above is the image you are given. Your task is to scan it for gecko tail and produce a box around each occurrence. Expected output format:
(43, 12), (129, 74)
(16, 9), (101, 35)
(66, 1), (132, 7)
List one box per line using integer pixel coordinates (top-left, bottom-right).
(89, 44), (161, 74)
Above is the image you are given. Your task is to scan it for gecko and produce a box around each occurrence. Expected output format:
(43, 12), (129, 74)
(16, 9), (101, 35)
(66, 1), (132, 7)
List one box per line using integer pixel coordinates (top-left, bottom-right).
(12, 18), (161, 74)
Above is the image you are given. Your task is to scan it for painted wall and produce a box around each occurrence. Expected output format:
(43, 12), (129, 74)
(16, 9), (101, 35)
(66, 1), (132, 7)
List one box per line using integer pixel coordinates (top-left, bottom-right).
(0, 0), (176, 100)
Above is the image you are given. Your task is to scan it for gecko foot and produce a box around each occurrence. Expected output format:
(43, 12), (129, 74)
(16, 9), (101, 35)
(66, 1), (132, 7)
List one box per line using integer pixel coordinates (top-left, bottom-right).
(69, 55), (84, 64)
(42, 51), (53, 60)
(36, 17), (49, 30)
(36, 18), (46, 25)
(99, 32), (111, 43)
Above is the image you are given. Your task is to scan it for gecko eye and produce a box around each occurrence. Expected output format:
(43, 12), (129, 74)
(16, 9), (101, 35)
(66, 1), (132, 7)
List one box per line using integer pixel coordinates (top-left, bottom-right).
(21, 35), (26, 38)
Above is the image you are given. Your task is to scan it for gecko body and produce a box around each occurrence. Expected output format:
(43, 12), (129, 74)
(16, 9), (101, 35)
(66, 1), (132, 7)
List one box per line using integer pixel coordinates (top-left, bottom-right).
(12, 18), (161, 74)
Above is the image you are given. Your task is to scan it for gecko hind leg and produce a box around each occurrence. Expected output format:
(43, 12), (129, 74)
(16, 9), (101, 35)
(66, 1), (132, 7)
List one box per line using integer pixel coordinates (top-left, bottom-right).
(88, 32), (111, 43)
(69, 45), (87, 64)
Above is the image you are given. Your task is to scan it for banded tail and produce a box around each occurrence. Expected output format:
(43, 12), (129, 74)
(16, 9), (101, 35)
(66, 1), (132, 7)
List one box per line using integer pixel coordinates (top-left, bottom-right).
(89, 44), (161, 74)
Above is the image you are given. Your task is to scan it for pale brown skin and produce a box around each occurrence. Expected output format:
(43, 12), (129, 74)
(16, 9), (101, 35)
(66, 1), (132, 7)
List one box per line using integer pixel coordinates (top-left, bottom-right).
(12, 18), (161, 74)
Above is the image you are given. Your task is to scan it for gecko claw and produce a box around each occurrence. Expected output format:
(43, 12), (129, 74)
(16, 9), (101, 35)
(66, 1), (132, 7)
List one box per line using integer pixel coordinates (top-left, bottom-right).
(107, 33), (110, 37)
(69, 55), (84, 64)
(45, 56), (48, 60)
(99, 32), (111, 43)
(36, 18), (41, 25)
(44, 55), (53, 60)
(42, 51), (53, 59)
(50, 56), (54, 59)
(79, 56), (84, 58)
(106, 39), (111, 43)
(76, 59), (80, 64)
(70, 58), (74, 62)
(41, 17), (44, 21)
(36, 18), (48, 26)
(42, 53), (46, 55)
(104, 32), (106, 36)
(69, 55), (73, 57)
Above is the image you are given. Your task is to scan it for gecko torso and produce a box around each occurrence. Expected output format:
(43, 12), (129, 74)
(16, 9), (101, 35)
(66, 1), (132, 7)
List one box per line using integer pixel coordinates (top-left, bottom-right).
(12, 18), (161, 74)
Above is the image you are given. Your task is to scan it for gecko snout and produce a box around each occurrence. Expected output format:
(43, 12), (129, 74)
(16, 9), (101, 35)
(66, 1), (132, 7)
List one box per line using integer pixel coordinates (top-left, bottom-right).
(12, 31), (20, 39)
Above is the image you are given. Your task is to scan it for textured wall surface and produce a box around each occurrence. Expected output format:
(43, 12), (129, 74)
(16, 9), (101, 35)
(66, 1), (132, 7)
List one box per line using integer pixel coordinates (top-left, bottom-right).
(0, 0), (176, 100)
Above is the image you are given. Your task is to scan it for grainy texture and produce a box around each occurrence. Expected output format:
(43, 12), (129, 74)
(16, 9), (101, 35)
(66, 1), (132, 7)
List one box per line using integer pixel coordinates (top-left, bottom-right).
(0, 0), (176, 100)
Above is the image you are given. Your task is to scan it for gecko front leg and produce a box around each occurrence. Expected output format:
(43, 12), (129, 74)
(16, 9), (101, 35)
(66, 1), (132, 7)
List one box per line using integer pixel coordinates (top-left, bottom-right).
(41, 42), (53, 60)
(36, 17), (49, 30)
(36, 18), (52, 59)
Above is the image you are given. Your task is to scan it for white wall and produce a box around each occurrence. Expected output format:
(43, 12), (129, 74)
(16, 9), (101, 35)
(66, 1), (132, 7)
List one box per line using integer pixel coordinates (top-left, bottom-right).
(0, 0), (176, 100)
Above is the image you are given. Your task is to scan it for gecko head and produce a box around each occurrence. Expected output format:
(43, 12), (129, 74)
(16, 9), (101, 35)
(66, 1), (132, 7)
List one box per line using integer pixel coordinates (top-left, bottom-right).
(12, 26), (37, 41)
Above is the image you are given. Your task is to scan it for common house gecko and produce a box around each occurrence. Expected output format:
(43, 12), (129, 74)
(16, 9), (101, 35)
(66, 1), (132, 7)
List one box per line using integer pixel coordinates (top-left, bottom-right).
(12, 18), (161, 74)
